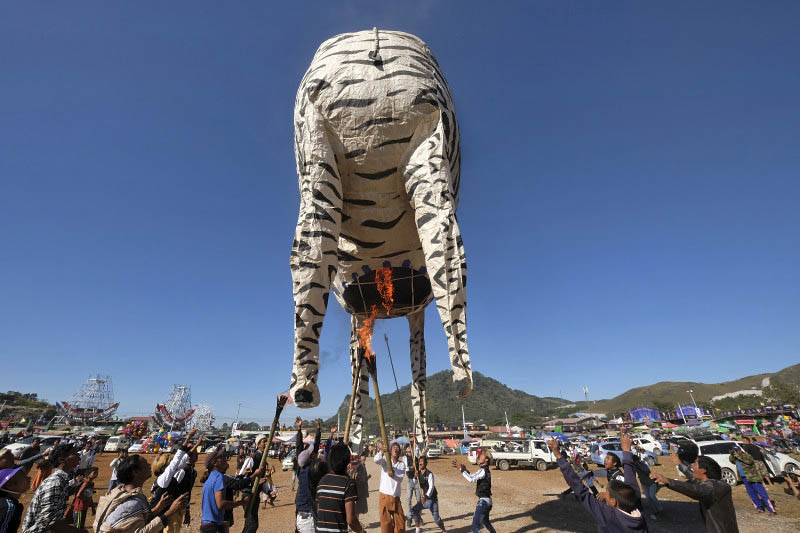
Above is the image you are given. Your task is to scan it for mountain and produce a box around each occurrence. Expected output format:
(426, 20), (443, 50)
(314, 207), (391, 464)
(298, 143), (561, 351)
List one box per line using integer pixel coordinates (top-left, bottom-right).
(325, 370), (570, 429)
(573, 363), (800, 415)
(324, 363), (800, 428)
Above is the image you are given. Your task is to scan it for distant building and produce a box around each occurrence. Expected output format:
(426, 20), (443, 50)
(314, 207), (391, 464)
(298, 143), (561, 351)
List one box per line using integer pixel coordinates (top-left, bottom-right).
(710, 389), (763, 401)
(544, 416), (604, 430)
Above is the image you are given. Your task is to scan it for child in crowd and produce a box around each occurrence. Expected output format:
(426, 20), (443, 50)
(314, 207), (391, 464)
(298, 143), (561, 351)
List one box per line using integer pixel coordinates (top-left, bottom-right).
(68, 466), (98, 528)
(550, 433), (648, 532)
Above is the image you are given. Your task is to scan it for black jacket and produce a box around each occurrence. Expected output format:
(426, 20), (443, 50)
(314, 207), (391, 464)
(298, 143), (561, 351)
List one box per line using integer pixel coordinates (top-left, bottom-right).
(666, 478), (738, 533)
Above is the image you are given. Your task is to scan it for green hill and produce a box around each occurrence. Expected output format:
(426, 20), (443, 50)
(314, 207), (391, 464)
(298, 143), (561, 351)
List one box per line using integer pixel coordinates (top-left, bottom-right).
(325, 370), (570, 430)
(572, 363), (800, 416)
(324, 363), (800, 427)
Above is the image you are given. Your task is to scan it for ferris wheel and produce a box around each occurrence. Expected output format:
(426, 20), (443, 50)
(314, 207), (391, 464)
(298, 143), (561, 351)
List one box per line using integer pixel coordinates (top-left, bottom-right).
(186, 404), (215, 432)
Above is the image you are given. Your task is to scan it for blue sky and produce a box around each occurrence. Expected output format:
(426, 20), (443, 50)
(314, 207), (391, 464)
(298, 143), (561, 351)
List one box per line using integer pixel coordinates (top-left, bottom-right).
(2, 1), (798, 425)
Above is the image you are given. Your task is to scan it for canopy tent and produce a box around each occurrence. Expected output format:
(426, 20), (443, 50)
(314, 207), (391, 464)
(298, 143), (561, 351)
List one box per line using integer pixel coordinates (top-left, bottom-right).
(549, 432), (568, 443)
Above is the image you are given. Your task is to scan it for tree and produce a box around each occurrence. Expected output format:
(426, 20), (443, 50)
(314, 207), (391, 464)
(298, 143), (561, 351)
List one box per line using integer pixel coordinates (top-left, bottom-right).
(764, 380), (800, 404)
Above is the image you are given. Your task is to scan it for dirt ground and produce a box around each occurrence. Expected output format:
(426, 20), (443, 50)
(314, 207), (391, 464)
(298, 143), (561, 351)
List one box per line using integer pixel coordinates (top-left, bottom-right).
(22, 452), (800, 532)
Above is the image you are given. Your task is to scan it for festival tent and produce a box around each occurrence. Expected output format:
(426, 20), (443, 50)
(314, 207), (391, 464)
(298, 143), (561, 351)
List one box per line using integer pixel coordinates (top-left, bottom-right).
(549, 432), (568, 442)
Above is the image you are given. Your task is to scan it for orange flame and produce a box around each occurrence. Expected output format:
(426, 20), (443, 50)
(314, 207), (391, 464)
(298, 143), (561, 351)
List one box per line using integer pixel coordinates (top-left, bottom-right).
(358, 305), (379, 362)
(357, 267), (395, 364)
(376, 267), (394, 316)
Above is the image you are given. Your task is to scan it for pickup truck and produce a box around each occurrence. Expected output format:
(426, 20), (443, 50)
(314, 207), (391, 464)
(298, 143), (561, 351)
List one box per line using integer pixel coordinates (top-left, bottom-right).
(489, 439), (557, 471)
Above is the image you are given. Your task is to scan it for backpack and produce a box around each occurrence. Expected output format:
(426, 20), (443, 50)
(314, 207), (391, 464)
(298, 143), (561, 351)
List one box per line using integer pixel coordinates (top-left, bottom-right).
(92, 486), (143, 533)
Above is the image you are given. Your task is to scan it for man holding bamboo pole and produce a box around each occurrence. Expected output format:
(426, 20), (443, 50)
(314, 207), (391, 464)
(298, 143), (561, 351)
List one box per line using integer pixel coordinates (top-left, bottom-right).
(374, 441), (407, 533)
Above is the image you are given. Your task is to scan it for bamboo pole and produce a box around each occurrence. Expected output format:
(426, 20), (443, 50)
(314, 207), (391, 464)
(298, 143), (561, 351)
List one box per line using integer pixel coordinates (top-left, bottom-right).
(246, 394), (288, 515)
(368, 356), (393, 476)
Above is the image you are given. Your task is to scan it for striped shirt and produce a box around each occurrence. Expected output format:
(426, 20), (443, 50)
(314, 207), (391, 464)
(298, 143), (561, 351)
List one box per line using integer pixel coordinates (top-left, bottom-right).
(315, 473), (357, 533)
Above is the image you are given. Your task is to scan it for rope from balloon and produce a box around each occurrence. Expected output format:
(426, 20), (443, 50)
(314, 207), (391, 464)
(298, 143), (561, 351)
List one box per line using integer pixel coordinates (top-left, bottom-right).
(246, 394), (288, 515)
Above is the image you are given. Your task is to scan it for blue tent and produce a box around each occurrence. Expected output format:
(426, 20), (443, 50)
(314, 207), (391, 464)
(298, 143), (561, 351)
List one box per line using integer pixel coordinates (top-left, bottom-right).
(549, 432), (569, 443)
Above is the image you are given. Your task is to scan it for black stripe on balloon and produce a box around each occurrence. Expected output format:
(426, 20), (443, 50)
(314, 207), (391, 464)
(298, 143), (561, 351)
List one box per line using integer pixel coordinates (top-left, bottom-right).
(381, 45), (423, 53)
(376, 135), (413, 148)
(318, 162), (339, 180)
(376, 249), (411, 259)
(377, 70), (429, 81)
(412, 88), (438, 107)
(339, 79), (366, 87)
(355, 167), (397, 180)
(342, 56), (400, 66)
(298, 303), (325, 316)
(318, 33), (357, 53)
(356, 117), (394, 129)
(416, 213), (436, 228)
(338, 250), (362, 261)
(340, 234), (385, 249)
(327, 98), (377, 112)
(343, 198), (376, 206)
(319, 180), (342, 200)
(312, 190), (335, 206)
(297, 281), (326, 293)
(361, 211), (406, 230)
(344, 149), (366, 159)
(318, 49), (369, 62)
(301, 230), (337, 241)
(306, 79), (331, 96)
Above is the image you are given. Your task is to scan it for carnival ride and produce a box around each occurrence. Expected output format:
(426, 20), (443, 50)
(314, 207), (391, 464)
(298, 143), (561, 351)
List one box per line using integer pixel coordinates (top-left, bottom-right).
(154, 385), (195, 430)
(186, 404), (214, 432)
(57, 375), (119, 424)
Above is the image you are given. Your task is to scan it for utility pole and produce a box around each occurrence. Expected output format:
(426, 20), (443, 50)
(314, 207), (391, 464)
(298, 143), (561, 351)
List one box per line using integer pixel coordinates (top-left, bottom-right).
(687, 390), (698, 417)
(677, 403), (687, 424)
(234, 403), (242, 432)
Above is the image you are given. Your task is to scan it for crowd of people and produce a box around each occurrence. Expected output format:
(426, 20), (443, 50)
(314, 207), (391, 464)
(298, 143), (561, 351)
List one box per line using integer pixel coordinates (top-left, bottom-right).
(548, 430), (800, 533)
(2, 421), (800, 533)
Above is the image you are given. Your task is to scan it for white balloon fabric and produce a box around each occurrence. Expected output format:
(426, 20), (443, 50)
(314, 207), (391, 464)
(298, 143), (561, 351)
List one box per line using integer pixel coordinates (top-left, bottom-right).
(289, 29), (472, 448)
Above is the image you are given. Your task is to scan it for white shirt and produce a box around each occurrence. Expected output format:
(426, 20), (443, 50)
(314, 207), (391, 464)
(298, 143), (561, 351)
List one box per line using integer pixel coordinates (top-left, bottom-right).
(156, 448), (190, 488)
(238, 456), (254, 476)
(374, 451), (407, 497)
(462, 467), (487, 483)
(109, 457), (121, 481)
(78, 449), (95, 470)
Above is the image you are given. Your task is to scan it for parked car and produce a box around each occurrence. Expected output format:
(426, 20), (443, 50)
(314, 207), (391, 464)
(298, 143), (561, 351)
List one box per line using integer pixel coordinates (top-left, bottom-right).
(127, 440), (145, 453)
(590, 441), (658, 467)
(490, 439), (557, 471)
(2, 436), (61, 458)
(282, 455), (295, 471)
(426, 445), (443, 458)
(632, 436), (662, 456)
(693, 440), (800, 486)
(103, 436), (130, 452)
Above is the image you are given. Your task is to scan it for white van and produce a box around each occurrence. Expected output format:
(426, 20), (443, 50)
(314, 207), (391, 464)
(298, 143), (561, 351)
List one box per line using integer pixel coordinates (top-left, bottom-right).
(104, 436), (129, 452)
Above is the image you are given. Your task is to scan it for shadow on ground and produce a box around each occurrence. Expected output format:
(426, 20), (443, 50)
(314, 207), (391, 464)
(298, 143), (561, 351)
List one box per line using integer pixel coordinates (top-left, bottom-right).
(445, 497), (710, 532)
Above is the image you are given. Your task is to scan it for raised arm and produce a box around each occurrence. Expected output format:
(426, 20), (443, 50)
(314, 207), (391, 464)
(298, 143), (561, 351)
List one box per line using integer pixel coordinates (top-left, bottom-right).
(156, 449), (190, 489)
(548, 439), (609, 525)
(620, 434), (641, 499)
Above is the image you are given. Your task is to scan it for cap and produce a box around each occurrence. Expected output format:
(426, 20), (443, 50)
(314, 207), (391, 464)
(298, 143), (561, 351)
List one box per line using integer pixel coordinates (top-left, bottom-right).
(0, 467), (23, 490)
(204, 449), (226, 470)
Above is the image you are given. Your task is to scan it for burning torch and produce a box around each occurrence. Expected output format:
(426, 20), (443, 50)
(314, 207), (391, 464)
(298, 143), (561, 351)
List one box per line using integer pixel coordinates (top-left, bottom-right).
(365, 346), (394, 476)
(246, 394), (288, 515)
